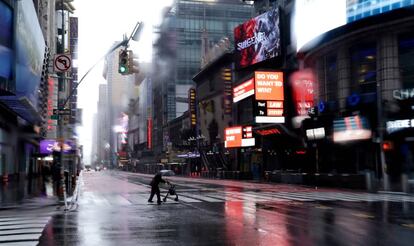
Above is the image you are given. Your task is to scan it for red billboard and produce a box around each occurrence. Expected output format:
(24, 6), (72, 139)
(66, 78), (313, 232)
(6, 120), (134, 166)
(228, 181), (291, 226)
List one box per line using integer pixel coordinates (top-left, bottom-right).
(233, 78), (254, 103)
(234, 8), (280, 68)
(290, 69), (316, 116)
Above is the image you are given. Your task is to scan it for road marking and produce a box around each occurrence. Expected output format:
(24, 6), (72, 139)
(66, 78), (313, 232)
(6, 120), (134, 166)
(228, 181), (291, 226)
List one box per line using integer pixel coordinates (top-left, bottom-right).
(315, 205), (332, 210)
(182, 193), (223, 202)
(401, 223), (414, 229)
(0, 242), (38, 246)
(351, 213), (375, 219)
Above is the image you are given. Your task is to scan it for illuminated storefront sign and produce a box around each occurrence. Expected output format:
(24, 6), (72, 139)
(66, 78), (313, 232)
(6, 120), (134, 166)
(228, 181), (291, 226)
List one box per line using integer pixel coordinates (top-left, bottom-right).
(40, 139), (75, 154)
(223, 68), (232, 114)
(306, 127), (325, 140)
(225, 126), (255, 148)
(386, 119), (414, 134)
(189, 88), (196, 126)
(233, 78), (254, 103)
(393, 88), (414, 100)
(333, 115), (372, 142)
(256, 128), (281, 136)
(254, 71), (285, 123)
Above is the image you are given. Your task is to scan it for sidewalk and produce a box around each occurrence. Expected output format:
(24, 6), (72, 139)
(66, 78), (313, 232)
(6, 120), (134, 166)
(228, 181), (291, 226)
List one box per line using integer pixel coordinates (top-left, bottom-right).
(0, 176), (58, 210)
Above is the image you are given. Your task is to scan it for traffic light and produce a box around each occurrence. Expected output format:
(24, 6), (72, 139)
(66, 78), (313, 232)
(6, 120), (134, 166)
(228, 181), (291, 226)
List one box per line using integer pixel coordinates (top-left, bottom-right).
(118, 50), (130, 75)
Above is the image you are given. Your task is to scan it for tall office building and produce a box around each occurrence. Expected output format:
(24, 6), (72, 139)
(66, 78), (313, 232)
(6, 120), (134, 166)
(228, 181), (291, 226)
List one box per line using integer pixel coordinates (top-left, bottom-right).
(96, 84), (109, 166)
(102, 43), (135, 167)
(152, 0), (254, 154)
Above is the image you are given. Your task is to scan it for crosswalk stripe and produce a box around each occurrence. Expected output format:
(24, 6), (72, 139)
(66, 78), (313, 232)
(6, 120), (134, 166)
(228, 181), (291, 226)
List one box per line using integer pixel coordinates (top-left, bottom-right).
(0, 216), (51, 222)
(181, 193), (223, 202)
(0, 234), (41, 242)
(78, 189), (414, 206)
(0, 219), (49, 226)
(0, 242), (38, 246)
(0, 223), (47, 230)
(175, 195), (202, 203)
(0, 228), (44, 235)
(109, 195), (132, 206)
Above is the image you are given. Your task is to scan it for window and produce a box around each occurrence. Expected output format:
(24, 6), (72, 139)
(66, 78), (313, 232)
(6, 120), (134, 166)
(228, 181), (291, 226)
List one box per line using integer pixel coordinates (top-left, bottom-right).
(325, 55), (338, 101)
(350, 43), (377, 93)
(399, 33), (414, 89)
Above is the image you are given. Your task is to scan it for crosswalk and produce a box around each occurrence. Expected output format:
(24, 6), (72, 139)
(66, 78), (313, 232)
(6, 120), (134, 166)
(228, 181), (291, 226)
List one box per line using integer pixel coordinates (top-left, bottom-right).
(0, 211), (54, 246)
(78, 189), (414, 206)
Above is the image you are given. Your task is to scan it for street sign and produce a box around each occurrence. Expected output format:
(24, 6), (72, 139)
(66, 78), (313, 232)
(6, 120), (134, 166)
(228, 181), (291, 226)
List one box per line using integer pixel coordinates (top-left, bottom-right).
(51, 115), (59, 120)
(53, 109), (71, 115)
(54, 54), (71, 72)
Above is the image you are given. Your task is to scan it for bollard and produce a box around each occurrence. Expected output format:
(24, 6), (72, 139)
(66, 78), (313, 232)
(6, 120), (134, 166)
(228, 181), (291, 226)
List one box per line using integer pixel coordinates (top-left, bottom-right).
(365, 171), (375, 193)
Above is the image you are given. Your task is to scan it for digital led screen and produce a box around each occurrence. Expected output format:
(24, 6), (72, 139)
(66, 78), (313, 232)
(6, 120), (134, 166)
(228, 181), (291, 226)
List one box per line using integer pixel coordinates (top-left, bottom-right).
(294, 0), (414, 51)
(254, 71), (285, 123)
(0, 1), (13, 80)
(333, 115), (372, 142)
(347, 0), (414, 23)
(15, 0), (45, 110)
(225, 126), (255, 148)
(234, 8), (280, 68)
(233, 78), (254, 103)
(290, 69), (316, 116)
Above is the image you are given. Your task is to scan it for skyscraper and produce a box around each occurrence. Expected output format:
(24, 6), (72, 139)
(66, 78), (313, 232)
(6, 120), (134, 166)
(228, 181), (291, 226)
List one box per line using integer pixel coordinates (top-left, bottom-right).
(152, 0), (254, 154)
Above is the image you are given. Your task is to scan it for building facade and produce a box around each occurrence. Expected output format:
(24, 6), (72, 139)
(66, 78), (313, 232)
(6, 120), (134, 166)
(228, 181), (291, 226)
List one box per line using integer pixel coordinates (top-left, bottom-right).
(152, 0), (254, 158)
(300, 6), (414, 191)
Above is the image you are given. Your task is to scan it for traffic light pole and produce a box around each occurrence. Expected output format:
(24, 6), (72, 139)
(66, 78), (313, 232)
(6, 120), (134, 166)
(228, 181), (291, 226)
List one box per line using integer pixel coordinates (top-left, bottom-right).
(55, 21), (143, 210)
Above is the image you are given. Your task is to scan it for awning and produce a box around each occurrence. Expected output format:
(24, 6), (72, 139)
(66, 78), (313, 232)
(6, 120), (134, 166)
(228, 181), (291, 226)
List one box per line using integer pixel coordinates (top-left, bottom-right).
(0, 96), (42, 124)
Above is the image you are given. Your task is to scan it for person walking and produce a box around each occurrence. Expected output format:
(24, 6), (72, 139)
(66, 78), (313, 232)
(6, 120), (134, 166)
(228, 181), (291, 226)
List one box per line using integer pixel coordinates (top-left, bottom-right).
(148, 172), (168, 205)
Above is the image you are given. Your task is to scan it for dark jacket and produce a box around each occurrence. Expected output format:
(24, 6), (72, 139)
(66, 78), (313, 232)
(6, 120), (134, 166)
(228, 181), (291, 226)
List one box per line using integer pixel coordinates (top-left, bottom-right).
(150, 173), (166, 187)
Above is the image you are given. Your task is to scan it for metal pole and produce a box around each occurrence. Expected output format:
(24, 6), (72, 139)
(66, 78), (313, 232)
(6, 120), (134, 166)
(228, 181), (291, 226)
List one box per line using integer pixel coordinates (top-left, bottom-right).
(59, 0), (68, 210)
(377, 57), (389, 191)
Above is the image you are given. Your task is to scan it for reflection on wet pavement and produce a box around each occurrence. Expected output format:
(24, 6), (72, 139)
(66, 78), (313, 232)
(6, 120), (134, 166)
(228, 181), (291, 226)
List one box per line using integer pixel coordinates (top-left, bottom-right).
(38, 171), (414, 246)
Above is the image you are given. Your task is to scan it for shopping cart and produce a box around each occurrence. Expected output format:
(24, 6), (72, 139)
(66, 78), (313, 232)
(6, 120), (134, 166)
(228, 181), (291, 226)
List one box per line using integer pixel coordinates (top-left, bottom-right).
(163, 182), (179, 202)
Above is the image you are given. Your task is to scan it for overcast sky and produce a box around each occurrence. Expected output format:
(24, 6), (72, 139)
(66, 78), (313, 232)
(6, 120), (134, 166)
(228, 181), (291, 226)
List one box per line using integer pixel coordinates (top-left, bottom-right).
(73, 0), (173, 164)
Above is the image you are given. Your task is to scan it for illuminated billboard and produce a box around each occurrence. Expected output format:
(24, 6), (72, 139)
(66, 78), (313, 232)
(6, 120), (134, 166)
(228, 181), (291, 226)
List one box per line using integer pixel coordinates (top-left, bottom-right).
(294, 0), (414, 51)
(290, 69), (316, 116)
(347, 0), (414, 23)
(40, 139), (76, 154)
(234, 8), (280, 68)
(0, 1), (13, 82)
(15, 0), (46, 110)
(333, 115), (372, 142)
(233, 78), (254, 103)
(224, 126), (255, 148)
(189, 88), (196, 126)
(254, 71), (285, 123)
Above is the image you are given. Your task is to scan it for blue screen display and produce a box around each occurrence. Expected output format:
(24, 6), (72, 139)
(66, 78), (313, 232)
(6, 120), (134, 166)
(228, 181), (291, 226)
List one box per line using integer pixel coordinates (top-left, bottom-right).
(0, 1), (13, 80)
(347, 0), (414, 23)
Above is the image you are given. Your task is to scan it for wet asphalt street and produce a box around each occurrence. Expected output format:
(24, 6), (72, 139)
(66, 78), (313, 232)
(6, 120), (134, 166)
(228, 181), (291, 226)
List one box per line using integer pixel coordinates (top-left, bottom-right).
(36, 170), (414, 246)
